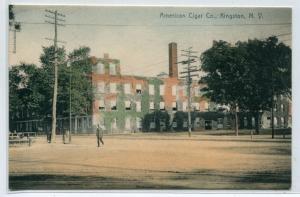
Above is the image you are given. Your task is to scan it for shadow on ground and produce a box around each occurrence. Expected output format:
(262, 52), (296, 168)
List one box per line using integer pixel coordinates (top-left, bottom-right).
(9, 169), (291, 190)
(169, 169), (291, 190)
(9, 174), (188, 190)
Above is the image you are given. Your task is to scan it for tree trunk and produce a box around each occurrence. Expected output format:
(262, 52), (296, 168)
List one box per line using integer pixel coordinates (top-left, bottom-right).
(254, 112), (260, 134)
(271, 97), (275, 139)
(235, 105), (239, 136)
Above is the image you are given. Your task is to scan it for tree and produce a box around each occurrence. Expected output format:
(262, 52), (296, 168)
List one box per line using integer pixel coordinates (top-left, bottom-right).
(68, 47), (93, 116)
(9, 46), (94, 137)
(200, 40), (247, 136)
(9, 64), (46, 131)
(9, 65), (22, 131)
(200, 37), (291, 136)
(236, 37), (291, 136)
(9, 5), (14, 21)
(40, 46), (67, 121)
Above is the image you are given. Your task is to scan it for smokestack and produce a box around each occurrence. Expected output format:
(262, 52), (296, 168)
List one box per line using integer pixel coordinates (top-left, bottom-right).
(169, 42), (178, 78)
(104, 53), (109, 59)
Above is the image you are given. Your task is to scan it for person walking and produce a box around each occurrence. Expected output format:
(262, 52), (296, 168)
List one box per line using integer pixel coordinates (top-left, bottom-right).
(96, 124), (104, 147)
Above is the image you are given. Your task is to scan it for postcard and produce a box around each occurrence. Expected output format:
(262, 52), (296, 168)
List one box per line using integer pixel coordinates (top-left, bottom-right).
(8, 5), (292, 191)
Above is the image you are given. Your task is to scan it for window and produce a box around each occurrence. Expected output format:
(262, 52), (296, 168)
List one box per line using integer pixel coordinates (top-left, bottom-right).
(160, 102), (165, 110)
(110, 100), (117, 110)
(204, 101), (209, 111)
(110, 83), (117, 93)
(109, 63), (116, 75)
(97, 82), (105, 93)
(160, 85), (165, 96)
(274, 104), (277, 112)
(125, 101), (131, 110)
(281, 117), (284, 127)
(149, 84), (154, 95)
(149, 102), (155, 110)
(281, 104), (284, 112)
(194, 87), (200, 96)
(182, 102), (187, 111)
(136, 84), (142, 94)
(125, 117), (131, 130)
(124, 83), (131, 94)
(172, 101), (177, 111)
(97, 62), (105, 74)
(193, 103), (200, 111)
(136, 101), (141, 112)
(172, 85), (177, 96)
(99, 100), (105, 110)
(274, 117), (278, 127)
(111, 118), (117, 129)
(284, 117), (288, 127)
(136, 117), (142, 129)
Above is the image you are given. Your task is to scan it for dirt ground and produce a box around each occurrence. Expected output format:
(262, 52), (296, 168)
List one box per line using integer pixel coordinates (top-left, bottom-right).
(9, 132), (291, 190)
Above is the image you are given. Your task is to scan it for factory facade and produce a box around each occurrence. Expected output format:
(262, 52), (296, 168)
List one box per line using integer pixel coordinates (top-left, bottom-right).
(91, 43), (212, 133)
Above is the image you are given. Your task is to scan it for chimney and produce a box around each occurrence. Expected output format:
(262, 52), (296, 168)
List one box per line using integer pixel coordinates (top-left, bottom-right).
(169, 42), (178, 78)
(104, 53), (109, 59)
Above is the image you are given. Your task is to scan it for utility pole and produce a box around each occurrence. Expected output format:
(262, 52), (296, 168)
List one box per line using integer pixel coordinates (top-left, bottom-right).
(45, 9), (65, 143)
(9, 20), (21, 53)
(9, 5), (21, 53)
(69, 61), (72, 143)
(178, 47), (200, 137)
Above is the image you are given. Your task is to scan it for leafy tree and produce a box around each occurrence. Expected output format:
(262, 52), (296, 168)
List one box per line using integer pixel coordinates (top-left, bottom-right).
(200, 37), (291, 136)
(200, 40), (247, 135)
(9, 65), (22, 130)
(9, 46), (94, 133)
(39, 46), (93, 118)
(68, 47), (93, 116)
(40, 46), (67, 118)
(9, 64), (46, 131)
(9, 5), (14, 20)
(236, 37), (291, 135)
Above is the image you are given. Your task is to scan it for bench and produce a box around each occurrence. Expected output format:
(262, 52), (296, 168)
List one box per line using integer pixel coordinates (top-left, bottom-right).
(9, 133), (34, 146)
(9, 138), (33, 146)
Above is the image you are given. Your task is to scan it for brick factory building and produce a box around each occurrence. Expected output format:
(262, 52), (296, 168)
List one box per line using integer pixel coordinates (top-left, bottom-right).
(91, 43), (214, 133)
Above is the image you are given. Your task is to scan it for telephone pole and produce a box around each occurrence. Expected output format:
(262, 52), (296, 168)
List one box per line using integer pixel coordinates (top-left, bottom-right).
(9, 21), (21, 53)
(45, 9), (65, 143)
(178, 47), (200, 137)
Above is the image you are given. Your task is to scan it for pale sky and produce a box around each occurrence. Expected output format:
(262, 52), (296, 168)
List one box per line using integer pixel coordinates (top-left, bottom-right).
(8, 6), (291, 77)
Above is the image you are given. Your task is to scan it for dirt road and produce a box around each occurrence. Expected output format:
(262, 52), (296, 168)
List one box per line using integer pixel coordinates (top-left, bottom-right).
(9, 132), (291, 190)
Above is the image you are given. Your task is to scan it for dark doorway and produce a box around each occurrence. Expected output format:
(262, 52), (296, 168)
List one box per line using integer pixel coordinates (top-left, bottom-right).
(205, 120), (212, 130)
